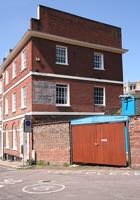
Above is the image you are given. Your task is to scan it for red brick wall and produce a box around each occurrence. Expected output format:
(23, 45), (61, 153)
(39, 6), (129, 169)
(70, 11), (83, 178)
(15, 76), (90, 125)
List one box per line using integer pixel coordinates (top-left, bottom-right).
(33, 122), (70, 165)
(4, 40), (32, 92)
(32, 38), (123, 82)
(31, 5), (122, 48)
(129, 116), (140, 168)
(32, 76), (123, 114)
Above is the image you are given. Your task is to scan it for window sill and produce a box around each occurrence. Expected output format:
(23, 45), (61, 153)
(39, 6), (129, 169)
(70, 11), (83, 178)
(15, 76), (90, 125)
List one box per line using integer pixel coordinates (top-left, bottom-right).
(5, 113), (9, 116)
(12, 110), (16, 113)
(4, 147), (10, 150)
(56, 104), (71, 107)
(94, 68), (105, 71)
(11, 148), (17, 151)
(12, 76), (17, 80)
(21, 106), (26, 110)
(56, 62), (69, 66)
(95, 104), (105, 107)
(21, 66), (27, 72)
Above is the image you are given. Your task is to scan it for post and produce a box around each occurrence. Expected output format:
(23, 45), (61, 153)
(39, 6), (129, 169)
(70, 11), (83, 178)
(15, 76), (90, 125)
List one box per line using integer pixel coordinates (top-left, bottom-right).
(23, 130), (25, 167)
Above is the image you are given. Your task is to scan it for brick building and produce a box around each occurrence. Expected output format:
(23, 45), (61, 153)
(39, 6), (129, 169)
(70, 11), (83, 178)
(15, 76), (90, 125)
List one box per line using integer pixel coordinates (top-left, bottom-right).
(0, 5), (127, 163)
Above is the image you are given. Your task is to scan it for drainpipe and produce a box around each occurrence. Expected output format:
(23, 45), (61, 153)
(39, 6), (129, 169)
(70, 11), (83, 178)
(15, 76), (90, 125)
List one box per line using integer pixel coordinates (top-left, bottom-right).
(69, 122), (73, 165)
(126, 119), (131, 167)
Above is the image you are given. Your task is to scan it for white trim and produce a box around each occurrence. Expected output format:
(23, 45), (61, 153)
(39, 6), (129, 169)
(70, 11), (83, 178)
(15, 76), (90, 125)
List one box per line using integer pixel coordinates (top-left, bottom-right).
(37, 5), (40, 19)
(31, 30), (127, 54)
(0, 30), (127, 74)
(26, 111), (104, 116)
(3, 114), (25, 123)
(2, 111), (104, 123)
(31, 71), (123, 85)
(2, 71), (123, 98)
(3, 72), (32, 95)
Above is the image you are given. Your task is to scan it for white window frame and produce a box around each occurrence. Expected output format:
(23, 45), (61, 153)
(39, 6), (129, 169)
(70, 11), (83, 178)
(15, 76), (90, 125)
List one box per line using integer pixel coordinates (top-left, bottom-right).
(5, 97), (9, 115)
(94, 87), (105, 106)
(0, 81), (2, 94)
(21, 86), (27, 109)
(56, 45), (68, 65)
(5, 69), (9, 85)
(21, 48), (27, 71)
(6, 127), (9, 149)
(94, 52), (104, 70)
(13, 126), (17, 150)
(0, 106), (2, 121)
(56, 84), (70, 106)
(12, 60), (17, 79)
(12, 93), (16, 113)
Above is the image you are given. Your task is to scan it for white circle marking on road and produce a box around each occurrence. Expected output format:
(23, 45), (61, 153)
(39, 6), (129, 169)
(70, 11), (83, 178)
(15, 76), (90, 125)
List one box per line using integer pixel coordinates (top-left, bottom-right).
(22, 183), (65, 194)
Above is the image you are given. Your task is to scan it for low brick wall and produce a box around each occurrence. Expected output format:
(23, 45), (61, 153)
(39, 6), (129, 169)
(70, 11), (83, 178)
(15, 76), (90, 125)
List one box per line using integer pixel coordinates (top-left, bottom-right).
(129, 116), (140, 168)
(33, 122), (70, 165)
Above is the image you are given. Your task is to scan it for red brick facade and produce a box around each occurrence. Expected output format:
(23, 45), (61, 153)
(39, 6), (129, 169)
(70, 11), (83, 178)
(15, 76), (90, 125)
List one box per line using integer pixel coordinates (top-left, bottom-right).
(0, 5), (126, 163)
(129, 116), (140, 168)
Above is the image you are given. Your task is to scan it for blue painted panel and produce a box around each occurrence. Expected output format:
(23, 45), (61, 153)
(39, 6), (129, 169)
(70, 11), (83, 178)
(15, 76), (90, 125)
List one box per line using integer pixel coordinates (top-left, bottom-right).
(121, 96), (136, 116)
(71, 115), (129, 125)
(124, 126), (129, 153)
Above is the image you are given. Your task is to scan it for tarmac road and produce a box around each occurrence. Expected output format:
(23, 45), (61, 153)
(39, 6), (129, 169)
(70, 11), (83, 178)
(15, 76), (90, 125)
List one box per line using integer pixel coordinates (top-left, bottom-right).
(0, 166), (140, 200)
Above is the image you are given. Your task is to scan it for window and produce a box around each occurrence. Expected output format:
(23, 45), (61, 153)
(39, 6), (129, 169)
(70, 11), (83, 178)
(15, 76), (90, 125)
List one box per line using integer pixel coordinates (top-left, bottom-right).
(13, 126), (17, 150)
(5, 69), (9, 85)
(56, 46), (68, 65)
(56, 84), (69, 106)
(0, 106), (2, 121)
(94, 87), (105, 106)
(5, 97), (9, 115)
(12, 61), (17, 79)
(21, 49), (27, 71)
(12, 93), (16, 112)
(0, 81), (2, 94)
(21, 86), (27, 109)
(5, 127), (9, 148)
(94, 52), (104, 69)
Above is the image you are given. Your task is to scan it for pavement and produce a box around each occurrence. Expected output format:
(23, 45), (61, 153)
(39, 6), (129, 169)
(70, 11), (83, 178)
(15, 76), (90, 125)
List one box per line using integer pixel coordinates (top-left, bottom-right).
(0, 159), (29, 169)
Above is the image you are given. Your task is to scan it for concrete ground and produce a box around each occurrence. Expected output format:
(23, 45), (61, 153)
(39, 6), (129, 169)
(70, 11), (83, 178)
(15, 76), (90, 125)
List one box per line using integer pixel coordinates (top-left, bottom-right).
(0, 165), (140, 200)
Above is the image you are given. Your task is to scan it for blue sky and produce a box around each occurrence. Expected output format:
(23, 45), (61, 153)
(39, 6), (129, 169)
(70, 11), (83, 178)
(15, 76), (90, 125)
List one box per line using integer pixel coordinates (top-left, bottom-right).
(0, 0), (139, 82)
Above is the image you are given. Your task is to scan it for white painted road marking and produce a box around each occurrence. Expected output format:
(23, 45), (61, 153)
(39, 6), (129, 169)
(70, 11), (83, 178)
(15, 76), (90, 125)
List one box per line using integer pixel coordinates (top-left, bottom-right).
(22, 182), (65, 194)
(0, 179), (23, 189)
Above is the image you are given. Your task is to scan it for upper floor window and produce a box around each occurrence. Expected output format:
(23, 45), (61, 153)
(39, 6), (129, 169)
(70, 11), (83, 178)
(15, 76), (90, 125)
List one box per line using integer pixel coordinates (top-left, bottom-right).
(12, 61), (17, 79)
(56, 84), (69, 106)
(0, 106), (2, 121)
(21, 86), (27, 109)
(94, 87), (105, 106)
(0, 81), (2, 94)
(12, 93), (16, 113)
(5, 69), (9, 85)
(21, 48), (27, 71)
(94, 52), (104, 70)
(56, 46), (68, 65)
(5, 97), (9, 115)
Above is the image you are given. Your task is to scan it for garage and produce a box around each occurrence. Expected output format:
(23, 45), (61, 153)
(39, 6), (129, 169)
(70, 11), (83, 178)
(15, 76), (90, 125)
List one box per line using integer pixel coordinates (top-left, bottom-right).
(71, 116), (129, 166)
